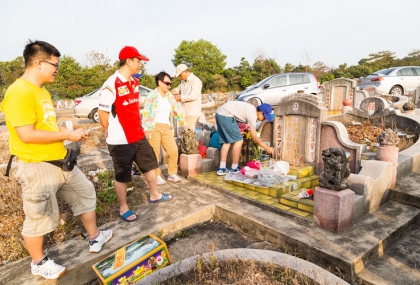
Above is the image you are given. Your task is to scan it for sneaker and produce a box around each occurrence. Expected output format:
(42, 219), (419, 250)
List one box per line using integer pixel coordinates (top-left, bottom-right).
(89, 229), (113, 253)
(157, 175), (166, 185)
(31, 256), (66, 280)
(167, 174), (182, 182)
(229, 167), (241, 174)
(217, 168), (229, 176)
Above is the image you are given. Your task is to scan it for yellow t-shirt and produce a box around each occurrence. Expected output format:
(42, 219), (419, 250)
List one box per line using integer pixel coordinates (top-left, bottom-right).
(1, 79), (67, 162)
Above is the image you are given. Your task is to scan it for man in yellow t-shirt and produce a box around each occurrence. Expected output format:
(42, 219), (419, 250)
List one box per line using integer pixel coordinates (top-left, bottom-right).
(1, 40), (113, 281)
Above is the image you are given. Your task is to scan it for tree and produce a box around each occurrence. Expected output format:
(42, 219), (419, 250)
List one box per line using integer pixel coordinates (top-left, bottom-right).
(311, 61), (330, 79)
(172, 39), (227, 90)
(283, 63), (294, 73)
(251, 55), (281, 83)
(0, 56), (25, 100)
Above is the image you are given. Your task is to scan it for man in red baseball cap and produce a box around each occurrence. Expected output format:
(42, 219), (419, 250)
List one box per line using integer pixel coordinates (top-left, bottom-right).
(98, 46), (173, 223)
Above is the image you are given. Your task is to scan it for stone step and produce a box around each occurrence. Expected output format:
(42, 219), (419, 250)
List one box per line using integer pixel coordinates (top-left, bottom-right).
(356, 217), (420, 285)
(391, 171), (420, 209)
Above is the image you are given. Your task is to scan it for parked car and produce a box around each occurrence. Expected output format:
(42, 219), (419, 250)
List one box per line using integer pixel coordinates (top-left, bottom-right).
(74, 86), (152, 123)
(358, 66), (420, 95)
(235, 72), (321, 106)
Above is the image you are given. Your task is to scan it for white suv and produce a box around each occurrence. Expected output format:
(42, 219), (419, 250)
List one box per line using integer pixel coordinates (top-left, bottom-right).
(236, 72), (320, 106)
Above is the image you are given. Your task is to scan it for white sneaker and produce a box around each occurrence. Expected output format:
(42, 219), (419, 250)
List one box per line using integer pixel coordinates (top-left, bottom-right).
(157, 175), (166, 185)
(167, 174), (182, 182)
(89, 229), (113, 253)
(31, 256), (66, 279)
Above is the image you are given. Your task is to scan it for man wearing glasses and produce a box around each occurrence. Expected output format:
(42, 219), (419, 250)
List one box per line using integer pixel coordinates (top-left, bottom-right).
(98, 46), (174, 223)
(172, 64), (203, 131)
(1, 40), (113, 280)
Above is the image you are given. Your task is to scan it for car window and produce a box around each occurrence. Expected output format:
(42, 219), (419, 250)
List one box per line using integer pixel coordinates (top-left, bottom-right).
(397, 68), (415, 76)
(267, 75), (287, 88)
(373, 68), (396, 76)
(289, 74), (309, 85)
(254, 75), (276, 88)
(140, 87), (150, 97)
(413, 67), (420, 76)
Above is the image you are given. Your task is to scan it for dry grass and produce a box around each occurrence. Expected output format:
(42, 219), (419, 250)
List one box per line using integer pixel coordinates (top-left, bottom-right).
(345, 124), (417, 151)
(161, 254), (310, 285)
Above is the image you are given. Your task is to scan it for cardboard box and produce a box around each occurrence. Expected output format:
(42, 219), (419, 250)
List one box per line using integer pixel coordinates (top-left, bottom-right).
(92, 234), (172, 285)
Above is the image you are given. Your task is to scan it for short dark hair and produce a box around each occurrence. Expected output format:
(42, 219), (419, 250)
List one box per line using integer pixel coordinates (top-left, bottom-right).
(155, 71), (171, 86)
(23, 40), (61, 67)
(119, 59), (127, 67)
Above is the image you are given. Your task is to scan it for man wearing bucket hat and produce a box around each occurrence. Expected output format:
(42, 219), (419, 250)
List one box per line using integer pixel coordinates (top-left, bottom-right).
(215, 101), (274, 175)
(98, 46), (174, 223)
(171, 64), (203, 131)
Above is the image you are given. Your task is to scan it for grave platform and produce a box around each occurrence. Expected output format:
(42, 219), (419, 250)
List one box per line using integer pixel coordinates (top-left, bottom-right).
(190, 165), (319, 220)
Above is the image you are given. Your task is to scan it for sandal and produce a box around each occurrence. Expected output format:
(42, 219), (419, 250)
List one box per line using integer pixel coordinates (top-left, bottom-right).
(149, 193), (174, 204)
(119, 210), (138, 222)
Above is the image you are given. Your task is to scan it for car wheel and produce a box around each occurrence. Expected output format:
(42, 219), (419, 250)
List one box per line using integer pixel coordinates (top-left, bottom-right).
(90, 109), (100, 123)
(389, 85), (404, 96)
(247, 98), (261, 107)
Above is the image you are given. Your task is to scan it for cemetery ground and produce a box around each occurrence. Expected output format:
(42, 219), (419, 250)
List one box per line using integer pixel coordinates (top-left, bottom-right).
(1, 107), (420, 284)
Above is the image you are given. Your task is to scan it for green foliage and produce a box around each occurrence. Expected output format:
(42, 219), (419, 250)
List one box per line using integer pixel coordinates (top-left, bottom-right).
(251, 56), (281, 83)
(172, 39), (227, 91)
(2, 46), (420, 101)
(174, 228), (189, 239)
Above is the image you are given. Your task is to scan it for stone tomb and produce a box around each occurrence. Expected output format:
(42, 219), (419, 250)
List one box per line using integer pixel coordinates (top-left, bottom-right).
(322, 78), (358, 115)
(273, 94), (327, 172)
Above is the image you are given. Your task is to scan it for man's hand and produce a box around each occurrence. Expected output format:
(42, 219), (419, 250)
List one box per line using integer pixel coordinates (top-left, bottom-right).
(174, 94), (181, 102)
(67, 129), (88, 142)
(171, 89), (179, 95)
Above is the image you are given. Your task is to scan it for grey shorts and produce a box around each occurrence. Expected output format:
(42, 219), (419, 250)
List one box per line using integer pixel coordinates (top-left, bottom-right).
(15, 161), (96, 237)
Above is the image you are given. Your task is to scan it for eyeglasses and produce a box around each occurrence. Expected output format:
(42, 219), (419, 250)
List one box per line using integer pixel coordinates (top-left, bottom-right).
(42, 60), (59, 70)
(161, 81), (172, 86)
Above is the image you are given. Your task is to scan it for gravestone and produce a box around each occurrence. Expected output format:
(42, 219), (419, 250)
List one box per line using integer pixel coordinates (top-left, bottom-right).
(355, 90), (369, 108)
(322, 78), (358, 115)
(273, 94), (327, 172)
(362, 85), (380, 96)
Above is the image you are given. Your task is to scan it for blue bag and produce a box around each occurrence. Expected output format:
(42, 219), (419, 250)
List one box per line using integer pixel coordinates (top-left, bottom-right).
(209, 130), (222, 149)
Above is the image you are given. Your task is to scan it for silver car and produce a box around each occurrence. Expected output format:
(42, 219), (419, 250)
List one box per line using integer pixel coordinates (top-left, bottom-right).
(74, 86), (152, 123)
(235, 72), (320, 106)
(358, 66), (420, 95)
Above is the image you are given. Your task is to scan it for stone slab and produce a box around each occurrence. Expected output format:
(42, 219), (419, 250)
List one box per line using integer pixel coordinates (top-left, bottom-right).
(313, 187), (355, 234)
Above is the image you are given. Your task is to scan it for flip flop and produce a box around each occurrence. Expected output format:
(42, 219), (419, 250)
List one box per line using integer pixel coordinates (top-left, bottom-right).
(119, 210), (138, 222)
(149, 193), (174, 204)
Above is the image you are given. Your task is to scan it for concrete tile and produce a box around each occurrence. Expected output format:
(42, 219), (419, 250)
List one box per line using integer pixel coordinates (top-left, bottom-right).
(255, 186), (269, 195)
(256, 198), (276, 205)
(288, 208), (311, 217)
(279, 198), (298, 208)
(256, 193), (273, 200)
(271, 203), (292, 210)
(244, 184), (256, 191)
(298, 203), (314, 213)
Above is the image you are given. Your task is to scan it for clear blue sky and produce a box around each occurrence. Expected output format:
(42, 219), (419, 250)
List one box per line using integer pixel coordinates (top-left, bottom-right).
(1, 0), (419, 75)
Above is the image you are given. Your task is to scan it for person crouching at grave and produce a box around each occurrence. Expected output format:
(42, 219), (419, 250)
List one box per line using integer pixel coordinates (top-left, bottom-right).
(142, 71), (186, 184)
(215, 101), (274, 175)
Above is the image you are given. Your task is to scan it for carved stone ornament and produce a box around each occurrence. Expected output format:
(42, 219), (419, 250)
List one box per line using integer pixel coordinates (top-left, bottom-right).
(180, 128), (198, 154)
(377, 128), (400, 147)
(319, 148), (350, 191)
(403, 100), (416, 111)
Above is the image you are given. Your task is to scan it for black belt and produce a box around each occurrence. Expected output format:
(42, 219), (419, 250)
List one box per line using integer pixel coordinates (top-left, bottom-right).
(4, 155), (65, 177)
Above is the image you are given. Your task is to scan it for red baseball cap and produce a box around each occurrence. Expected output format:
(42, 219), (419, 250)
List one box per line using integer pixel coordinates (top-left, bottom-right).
(119, 46), (149, 61)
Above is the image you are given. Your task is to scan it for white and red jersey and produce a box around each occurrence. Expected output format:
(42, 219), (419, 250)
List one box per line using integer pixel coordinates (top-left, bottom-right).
(99, 71), (144, 144)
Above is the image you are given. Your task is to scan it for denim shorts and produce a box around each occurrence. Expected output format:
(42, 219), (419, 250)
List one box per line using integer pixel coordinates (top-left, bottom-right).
(215, 113), (243, 144)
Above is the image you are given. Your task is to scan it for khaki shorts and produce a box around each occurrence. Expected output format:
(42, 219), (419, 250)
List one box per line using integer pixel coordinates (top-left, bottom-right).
(15, 161), (96, 237)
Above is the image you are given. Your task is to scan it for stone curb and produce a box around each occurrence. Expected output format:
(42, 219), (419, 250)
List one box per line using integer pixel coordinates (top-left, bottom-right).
(139, 248), (349, 285)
